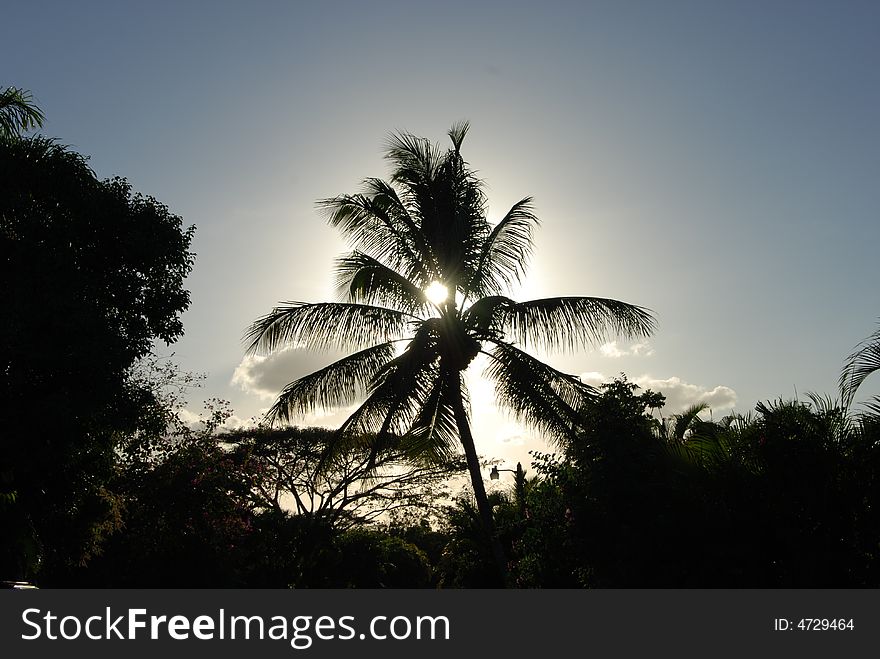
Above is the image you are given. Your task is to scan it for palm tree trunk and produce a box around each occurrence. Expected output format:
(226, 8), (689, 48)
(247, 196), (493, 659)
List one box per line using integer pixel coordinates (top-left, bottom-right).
(448, 372), (509, 586)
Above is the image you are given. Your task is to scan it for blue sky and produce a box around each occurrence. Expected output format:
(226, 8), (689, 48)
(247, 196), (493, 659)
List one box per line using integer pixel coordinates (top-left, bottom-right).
(6, 0), (879, 468)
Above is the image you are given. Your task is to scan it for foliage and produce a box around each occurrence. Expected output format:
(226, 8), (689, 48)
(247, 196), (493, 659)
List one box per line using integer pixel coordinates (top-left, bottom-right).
(433, 493), (506, 588)
(0, 135), (195, 581)
(505, 377), (880, 587)
(0, 86), (44, 138)
(73, 389), (458, 587)
(841, 320), (880, 415)
(84, 436), (256, 587)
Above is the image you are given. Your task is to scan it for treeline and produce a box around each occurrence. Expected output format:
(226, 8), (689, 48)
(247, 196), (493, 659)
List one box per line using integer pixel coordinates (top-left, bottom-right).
(9, 369), (880, 588)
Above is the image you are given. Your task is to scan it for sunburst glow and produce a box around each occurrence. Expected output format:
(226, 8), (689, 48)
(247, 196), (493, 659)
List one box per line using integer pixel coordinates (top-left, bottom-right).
(424, 281), (449, 306)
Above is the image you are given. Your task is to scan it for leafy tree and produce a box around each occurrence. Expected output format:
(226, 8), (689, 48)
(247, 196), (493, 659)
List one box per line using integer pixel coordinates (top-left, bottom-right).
(515, 377), (880, 587)
(0, 135), (195, 581)
(434, 493), (505, 588)
(245, 122), (655, 583)
(319, 528), (432, 588)
(0, 86), (44, 138)
(84, 427), (257, 587)
(503, 455), (580, 587)
(86, 382), (458, 587)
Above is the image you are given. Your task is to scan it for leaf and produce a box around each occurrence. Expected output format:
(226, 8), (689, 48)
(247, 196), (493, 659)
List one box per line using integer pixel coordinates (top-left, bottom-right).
(840, 321), (880, 409)
(243, 301), (416, 355)
(500, 296), (657, 352)
(484, 340), (595, 446)
(266, 342), (397, 424)
(466, 197), (539, 298)
(334, 251), (429, 314)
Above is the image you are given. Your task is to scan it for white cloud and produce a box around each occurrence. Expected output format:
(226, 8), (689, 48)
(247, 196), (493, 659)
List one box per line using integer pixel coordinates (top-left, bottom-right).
(599, 341), (655, 358)
(176, 408), (259, 431)
(231, 346), (340, 401)
(221, 413), (256, 430)
(176, 407), (203, 429)
(579, 371), (608, 387)
(231, 348), (363, 427)
(633, 375), (737, 414)
(578, 371), (737, 415)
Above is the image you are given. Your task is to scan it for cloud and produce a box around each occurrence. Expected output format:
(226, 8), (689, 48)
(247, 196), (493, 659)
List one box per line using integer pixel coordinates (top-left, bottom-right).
(176, 407), (203, 429)
(599, 341), (655, 358)
(578, 371), (737, 414)
(231, 348), (360, 427)
(176, 407), (260, 431)
(634, 376), (737, 414)
(579, 371), (608, 387)
(231, 346), (340, 401)
(221, 413), (256, 430)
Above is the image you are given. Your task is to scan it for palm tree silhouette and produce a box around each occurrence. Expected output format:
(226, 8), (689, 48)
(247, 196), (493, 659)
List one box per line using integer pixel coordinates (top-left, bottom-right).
(246, 122), (656, 583)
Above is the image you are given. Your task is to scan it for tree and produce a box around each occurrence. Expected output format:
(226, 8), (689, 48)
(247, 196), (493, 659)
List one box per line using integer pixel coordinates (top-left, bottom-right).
(1, 135), (195, 581)
(524, 378), (880, 587)
(0, 86), (44, 138)
(245, 122), (655, 584)
(223, 426), (463, 530)
(85, 426), (258, 588)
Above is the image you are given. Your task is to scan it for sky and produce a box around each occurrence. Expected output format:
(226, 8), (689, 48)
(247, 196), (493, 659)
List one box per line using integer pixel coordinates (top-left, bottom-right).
(5, 0), (879, 473)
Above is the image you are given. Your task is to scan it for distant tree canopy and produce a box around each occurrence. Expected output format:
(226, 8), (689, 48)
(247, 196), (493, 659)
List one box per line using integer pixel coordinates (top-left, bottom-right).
(222, 426), (463, 529)
(0, 134), (195, 580)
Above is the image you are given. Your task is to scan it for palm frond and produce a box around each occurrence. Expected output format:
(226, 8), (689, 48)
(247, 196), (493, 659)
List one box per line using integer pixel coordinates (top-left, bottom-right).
(361, 177), (434, 274)
(384, 130), (443, 187)
(500, 296), (657, 352)
(447, 120), (470, 153)
(400, 366), (462, 464)
(0, 87), (45, 138)
(266, 342), (397, 424)
(672, 431), (732, 470)
(466, 197), (539, 298)
(804, 392), (843, 416)
(384, 125), (492, 292)
(859, 395), (880, 417)
(421, 161), (489, 290)
(840, 322), (880, 408)
(334, 251), (430, 314)
(335, 325), (441, 442)
(669, 402), (710, 442)
(483, 340), (595, 446)
(244, 302), (416, 355)
(319, 342), (443, 474)
(318, 192), (431, 284)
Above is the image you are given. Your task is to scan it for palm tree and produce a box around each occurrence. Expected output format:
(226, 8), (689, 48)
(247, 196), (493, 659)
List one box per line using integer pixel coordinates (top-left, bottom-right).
(841, 321), (880, 415)
(0, 86), (44, 139)
(245, 122), (656, 583)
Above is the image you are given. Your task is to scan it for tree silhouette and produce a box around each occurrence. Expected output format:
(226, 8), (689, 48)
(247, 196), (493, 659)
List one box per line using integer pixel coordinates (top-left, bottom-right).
(1, 135), (194, 581)
(245, 122), (655, 583)
(222, 426), (462, 530)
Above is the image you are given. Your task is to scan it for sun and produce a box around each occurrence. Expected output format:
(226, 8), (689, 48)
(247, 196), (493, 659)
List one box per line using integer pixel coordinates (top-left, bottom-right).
(424, 281), (449, 306)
